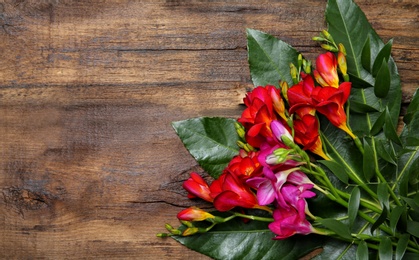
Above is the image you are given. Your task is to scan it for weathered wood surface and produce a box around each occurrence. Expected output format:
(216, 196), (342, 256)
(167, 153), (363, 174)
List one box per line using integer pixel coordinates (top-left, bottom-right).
(0, 0), (418, 259)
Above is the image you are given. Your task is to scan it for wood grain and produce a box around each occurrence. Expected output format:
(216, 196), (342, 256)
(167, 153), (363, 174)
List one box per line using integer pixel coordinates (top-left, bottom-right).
(0, 1), (418, 259)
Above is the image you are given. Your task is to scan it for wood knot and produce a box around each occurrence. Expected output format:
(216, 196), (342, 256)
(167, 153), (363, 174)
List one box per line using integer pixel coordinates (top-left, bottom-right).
(2, 187), (51, 212)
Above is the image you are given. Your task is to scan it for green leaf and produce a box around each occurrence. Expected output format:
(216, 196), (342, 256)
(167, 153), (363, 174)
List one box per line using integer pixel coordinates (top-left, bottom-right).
(374, 59), (391, 98)
(375, 138), (397, 165)
(348, 187), (360, 228)
(349, 100), (379, 113)
(173, 216), (324, 260)
(317, 218), (352, 240)
(247, 28), (300, 87)
(403, 89), (419, 124)
(406, 221), (419, 238)
(356, 240), (368, 260)
(377, 183), (389, 210)
(363, 139), (375, 181)
(361, 36), (371, 72)
(371, 207), (388, 234)
(172, 117), (239, 178)
(401, 106), (419, 146)
(390, 205), (406, 235)
(384, 107), (402, 145)
(372, 39), (393, 77)
(395, 234), (409, 260)
(370, 110), (386, 136)
(348, 73), (374, 89)
(319, 160), (349, 184)
(378, 236), (393, 260)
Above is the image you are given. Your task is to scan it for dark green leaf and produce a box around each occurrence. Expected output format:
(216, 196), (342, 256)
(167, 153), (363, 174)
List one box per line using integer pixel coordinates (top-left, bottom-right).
(173, 216), (324, 260)
(375, 138), (397, 165)
(317, 218), (352, 240)
(349, 100), (379, 113)
(406, 221), (419, 238)
(371, 207), (388, 233)
(348, 187), (360, 228)
(401, 108), (419, 146)
(403, 89), (419, 124)
(395, 234), (409, 260)
(402, 197), (419, 213)
(361, 36), (371, 72)
(377, 183), (389, 210)
(370, 110), (386, 136)
(378, 236), (393, 260)
(356, 240), (368, 260)
(384, 107), (402, 145)
(172, 117), (239, 178)
(363, 139), (375, 181)
(372, 39), (393, 77)
(319, 160), (349, 184)
(247, 28), (300, 87)
(390, 205), (406, 235)
(348, 73), (374, 89)
(374, 59), (391, 98)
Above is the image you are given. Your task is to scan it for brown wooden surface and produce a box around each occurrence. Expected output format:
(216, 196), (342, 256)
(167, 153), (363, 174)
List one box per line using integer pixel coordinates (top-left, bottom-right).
(0, 1), (418, 259)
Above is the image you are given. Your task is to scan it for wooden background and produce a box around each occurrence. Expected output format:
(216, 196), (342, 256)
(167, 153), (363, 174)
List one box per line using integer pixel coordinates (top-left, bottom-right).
(0, 0), (418, 259)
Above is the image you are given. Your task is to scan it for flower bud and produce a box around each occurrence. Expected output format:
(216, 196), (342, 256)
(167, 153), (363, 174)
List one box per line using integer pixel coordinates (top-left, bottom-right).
(320, 44), (338, 52)
(321, 30), (334, 43)
(290, 63), (299, 84)
(234, 121), (246, 140)
(303, 59), (312, 74)
(177, 207), (215, 222)
(298, 54), (303, 68)
(182, 227), (199, 236)
(279, 81), (289, 102)
(271, 120), (293, 143)
(266, 148), (293, 165)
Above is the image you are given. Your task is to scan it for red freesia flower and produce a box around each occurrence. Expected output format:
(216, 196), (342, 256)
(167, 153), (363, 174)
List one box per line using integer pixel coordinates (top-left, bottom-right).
(311, 82), (355, 138)
(183, 172), (213, 202)
(238, 85), (281, 147)
(210, 172), (269, 212)
(225, 150), (262, 180)
(177, 207), (215, 222)
(287, 73), (317, 118)
(313, 52), (339, 88)
(293, 114), (329, 160)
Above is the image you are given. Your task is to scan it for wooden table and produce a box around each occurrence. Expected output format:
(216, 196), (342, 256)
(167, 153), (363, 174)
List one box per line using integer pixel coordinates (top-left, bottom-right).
(1, 1), (418, 259)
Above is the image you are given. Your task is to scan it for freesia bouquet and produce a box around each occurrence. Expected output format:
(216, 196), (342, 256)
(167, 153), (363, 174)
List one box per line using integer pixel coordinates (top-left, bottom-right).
(158, 0), (419, 259)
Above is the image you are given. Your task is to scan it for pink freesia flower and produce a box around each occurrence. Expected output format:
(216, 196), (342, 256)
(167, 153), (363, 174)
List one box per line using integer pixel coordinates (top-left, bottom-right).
(268, 206), (314, 240)
(183, 172), (213, 202)
(271, 120), (293, 143)
(279, 183), (316, 211)
(246, 167), (293, 206)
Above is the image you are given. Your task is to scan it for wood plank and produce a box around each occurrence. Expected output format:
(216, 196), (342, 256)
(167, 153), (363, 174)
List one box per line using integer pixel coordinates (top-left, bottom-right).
(0, 1), (418, 259)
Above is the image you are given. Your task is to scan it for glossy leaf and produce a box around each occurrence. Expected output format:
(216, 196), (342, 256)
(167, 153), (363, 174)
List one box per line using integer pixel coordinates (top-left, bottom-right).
(349, 100), (379, 113)
(395, 234), (409, 260)
(247, 28), (300, 88)
(384, 107), (402, 145)
(348, 73), (374, 89)
(390, 205), (406, 235)
(317, 218), (352, 240)
(361, 36), (371, 72)
(363, 139), (375, 181)
(172, 117), (239, 178)
(375, 139), (397, 165)
(378, 236), (393, 260)
(371, 207), (388, 234)
(319, 160), (349, 184)
(348, 187), (360, 228)
(370, 110), (386, 136)
(372, 39), (393, 77)
(403, 89), (419, 124)
(356, 240), (368, 260)
(406, 221), (419, 238)
(173, 216), (324, 260)
(377, 183), (389, 210)
(374, 59), (391, 98)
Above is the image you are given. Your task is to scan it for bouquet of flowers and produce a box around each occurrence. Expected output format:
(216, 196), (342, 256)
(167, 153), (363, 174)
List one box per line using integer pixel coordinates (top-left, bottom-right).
(158, 0), (419, 259)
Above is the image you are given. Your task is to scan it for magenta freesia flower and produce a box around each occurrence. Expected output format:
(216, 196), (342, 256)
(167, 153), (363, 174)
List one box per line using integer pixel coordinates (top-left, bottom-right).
(268, 206), (315, 240)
